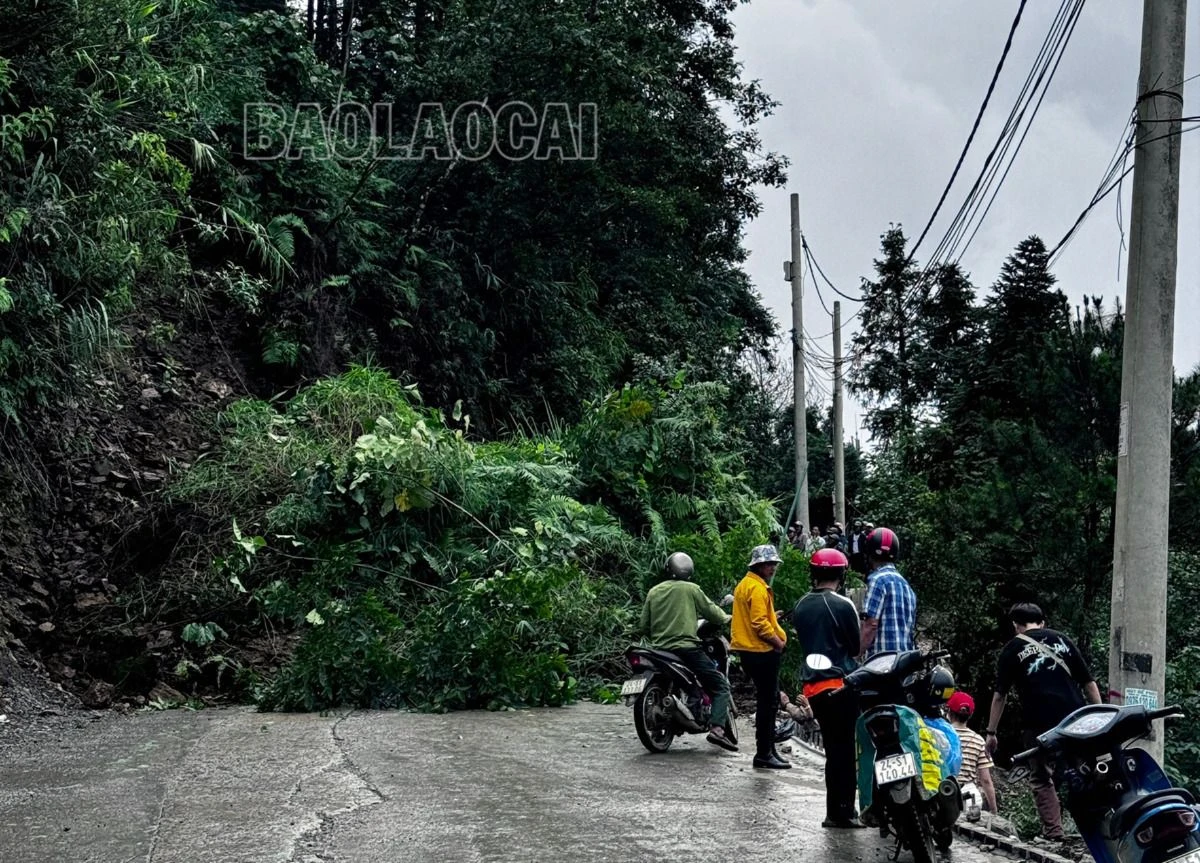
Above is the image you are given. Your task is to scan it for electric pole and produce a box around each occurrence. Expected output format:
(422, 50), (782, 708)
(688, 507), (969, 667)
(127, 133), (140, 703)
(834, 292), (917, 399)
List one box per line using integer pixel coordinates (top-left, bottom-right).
(786, 193), (810, 534)
(1109, 0), (1187, 764)
(833, 300), (846, 528)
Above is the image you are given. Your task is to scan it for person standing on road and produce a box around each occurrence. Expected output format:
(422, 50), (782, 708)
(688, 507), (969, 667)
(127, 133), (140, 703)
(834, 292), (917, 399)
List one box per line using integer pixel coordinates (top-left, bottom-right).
(637, 551), (737, 752)
(731, 544), (790, 770)
(791, 548), (864, 827)
(985, 603), (1102, 842)
(849, 519), (866, 574)
(806, 526), (823, 555)
(858, 527), (916, 658)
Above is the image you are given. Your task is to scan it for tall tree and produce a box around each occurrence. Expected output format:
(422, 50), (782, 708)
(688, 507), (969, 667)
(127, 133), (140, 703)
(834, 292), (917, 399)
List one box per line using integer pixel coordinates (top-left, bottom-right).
(263, 0), (791, 432)
(977, 236), (1070, 424)
(849, 227), (922, 446)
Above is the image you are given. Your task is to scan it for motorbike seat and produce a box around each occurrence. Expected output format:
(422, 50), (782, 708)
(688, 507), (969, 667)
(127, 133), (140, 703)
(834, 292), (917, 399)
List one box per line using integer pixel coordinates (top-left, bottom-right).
(1105, 790), (1196, 840)
(631, 647), (691, 669)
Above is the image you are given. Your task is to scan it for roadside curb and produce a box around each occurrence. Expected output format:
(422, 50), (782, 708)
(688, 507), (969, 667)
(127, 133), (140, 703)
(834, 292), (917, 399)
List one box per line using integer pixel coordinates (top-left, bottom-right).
(788, 728), (1074, 863)
(953, 821), (1074, 863)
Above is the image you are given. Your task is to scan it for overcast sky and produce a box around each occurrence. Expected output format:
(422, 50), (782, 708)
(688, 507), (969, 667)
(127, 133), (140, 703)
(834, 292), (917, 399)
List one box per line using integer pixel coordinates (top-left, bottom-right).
(729, 1), (1200, 443)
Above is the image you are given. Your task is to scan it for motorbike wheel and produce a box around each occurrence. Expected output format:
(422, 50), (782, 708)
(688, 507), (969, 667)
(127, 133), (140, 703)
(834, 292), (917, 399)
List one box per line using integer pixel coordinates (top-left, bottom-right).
(934, 827), (953, 853)
(892, 803), (937, 863)
(633, 679), (675, 753)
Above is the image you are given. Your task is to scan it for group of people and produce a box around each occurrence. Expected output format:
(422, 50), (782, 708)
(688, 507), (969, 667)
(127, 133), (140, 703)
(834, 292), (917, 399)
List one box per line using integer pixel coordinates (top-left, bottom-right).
(786, 518), (878, 573)
(637, 526), (1101, 843)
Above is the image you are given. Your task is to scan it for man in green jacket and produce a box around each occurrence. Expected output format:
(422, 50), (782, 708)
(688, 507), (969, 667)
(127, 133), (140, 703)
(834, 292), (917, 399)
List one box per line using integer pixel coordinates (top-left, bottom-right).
(638, 551), (736, 751)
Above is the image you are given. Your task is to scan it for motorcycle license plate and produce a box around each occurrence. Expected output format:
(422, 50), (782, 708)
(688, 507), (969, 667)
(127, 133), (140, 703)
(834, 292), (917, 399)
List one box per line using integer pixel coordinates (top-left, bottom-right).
(1166, 851), (1200, 863)
(620, 678), (647, 697)
(874, 752), (917, 784)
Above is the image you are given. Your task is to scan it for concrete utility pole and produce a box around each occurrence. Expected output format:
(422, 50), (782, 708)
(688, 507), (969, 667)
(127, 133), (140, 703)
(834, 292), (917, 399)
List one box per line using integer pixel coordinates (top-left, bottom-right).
(786, 193), (810, 534)
(832, 301), (846, 528)
(1108, 0), (1187, 764)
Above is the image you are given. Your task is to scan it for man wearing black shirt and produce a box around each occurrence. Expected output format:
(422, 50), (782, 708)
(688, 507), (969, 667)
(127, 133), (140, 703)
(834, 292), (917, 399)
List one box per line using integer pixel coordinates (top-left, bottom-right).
(792, 548), (863, 828)
(985, 603), (1101, 841)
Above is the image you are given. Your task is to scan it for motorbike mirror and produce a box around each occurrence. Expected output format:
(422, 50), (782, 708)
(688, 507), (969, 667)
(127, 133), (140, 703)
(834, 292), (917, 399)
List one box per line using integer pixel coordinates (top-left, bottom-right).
(805, 654), (833, 671)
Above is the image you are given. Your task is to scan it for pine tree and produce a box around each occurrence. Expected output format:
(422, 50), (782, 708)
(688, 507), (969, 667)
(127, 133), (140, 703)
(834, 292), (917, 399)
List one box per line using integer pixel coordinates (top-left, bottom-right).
(849, 227), (922, 445)
(978, 236), (1070, 423)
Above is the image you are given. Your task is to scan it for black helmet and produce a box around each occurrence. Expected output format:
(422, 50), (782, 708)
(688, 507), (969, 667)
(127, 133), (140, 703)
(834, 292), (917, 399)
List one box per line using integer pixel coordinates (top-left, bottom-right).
(664, 552), (694, 580)
(929, 666), (956, 706)
(863, 526), (900, 561)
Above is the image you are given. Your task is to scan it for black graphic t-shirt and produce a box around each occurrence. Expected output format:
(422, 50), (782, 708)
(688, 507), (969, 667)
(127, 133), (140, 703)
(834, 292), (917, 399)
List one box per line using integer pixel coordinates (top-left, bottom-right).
(995, 627), (1094, 733)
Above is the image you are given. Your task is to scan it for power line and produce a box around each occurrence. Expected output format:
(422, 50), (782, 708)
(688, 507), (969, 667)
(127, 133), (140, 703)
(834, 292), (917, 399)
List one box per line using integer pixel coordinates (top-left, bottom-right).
(1047, 109), (1138, 262)
(950, 0), (1088, 267)
(808, 306), (864, 340)
(916, 0), (1075, 276)
(876, 0), (1085, 335)
(803, 238), (864, 303)
(907, 0), (1030, 264)
(923, 0), (1084, 278)
(803, 244), (834, 317)
(1050, 120), (1200, 262)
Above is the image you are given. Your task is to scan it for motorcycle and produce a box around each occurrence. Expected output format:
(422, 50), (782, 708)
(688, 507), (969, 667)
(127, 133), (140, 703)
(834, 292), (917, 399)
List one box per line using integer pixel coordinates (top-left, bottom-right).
(807, 649), (963, 863)
(622, 617), (739, 753)
(1013, 703), (1200, 863)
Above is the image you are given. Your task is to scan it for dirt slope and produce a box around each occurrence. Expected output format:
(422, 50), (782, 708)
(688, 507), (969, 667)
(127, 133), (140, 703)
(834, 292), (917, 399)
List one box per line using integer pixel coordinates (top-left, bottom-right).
(0, 305), (261, 721)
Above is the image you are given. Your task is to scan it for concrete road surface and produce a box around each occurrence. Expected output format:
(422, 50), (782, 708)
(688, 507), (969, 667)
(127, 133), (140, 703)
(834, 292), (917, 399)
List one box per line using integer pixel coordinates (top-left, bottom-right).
(0, 701), (1005, 863)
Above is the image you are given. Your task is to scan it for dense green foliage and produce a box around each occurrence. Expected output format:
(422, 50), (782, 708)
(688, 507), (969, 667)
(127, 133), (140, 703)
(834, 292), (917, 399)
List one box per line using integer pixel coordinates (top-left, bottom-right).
(850, 229), (1200, 789)
(172, 366), (783, 710)
(0, 0), (785, 431)
(2, 0), (803, 715)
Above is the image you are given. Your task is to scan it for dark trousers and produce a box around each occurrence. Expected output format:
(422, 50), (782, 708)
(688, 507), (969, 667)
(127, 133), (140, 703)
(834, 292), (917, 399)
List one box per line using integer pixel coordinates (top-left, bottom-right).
(811, 687), (860, 821)
(736, 649), (781, 757)
(673, 647), (730, 727)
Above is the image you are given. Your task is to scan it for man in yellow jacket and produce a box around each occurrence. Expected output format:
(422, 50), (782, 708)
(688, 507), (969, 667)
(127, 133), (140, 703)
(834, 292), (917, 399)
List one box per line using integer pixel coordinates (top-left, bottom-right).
(731, 544), (790, 769)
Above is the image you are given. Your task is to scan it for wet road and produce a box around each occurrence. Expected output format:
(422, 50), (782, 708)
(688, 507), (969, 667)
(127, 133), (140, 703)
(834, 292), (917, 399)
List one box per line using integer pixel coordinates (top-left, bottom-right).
(0, 701), (1005, 863)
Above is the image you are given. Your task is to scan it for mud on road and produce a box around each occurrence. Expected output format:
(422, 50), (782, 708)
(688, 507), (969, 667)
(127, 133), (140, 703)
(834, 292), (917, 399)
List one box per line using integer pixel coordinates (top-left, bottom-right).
(0, 701), (1007, 863)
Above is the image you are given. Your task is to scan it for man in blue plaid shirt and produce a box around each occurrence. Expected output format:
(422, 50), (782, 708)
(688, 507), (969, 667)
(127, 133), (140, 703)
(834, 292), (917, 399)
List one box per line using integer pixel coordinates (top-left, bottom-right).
(858, 527), (916, 658)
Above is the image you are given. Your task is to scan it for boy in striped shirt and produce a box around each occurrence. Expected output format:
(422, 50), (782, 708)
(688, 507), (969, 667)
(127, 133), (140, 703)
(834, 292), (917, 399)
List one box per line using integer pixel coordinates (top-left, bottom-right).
(947, 692), (997, 816)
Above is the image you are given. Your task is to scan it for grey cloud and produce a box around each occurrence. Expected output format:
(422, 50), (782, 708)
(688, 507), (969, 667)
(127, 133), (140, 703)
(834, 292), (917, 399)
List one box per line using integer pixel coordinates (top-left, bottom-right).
(730, 0), (1200, 446)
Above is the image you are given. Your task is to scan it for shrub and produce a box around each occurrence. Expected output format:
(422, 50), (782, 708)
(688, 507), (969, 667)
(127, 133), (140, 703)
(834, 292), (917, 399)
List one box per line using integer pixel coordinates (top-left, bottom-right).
(169, 367), (798, 712)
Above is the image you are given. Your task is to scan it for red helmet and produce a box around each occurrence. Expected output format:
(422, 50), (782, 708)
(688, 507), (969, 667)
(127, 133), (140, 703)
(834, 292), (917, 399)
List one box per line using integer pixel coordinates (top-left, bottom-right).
(810, 548), (849, 571)
(863, 526), (900, 561)
(948, 691), (975, 718)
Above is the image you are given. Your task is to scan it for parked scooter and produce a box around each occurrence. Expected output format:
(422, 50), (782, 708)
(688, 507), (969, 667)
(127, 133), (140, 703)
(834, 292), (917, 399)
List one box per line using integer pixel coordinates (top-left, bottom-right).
(807, 649), (963, 863)
(622, 617), (738, 753)
(1014, 703), (1200, 863)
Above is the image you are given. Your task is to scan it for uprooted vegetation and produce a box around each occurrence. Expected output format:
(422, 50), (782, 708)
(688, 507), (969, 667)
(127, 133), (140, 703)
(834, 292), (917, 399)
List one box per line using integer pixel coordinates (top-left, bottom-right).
(153, 366), (812, 712)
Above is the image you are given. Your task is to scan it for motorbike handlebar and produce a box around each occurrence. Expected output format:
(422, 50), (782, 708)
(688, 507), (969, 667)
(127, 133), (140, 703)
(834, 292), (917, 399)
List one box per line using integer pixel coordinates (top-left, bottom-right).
(1012, 746), (1039, 764)
(1149, 705), (1184, 721)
